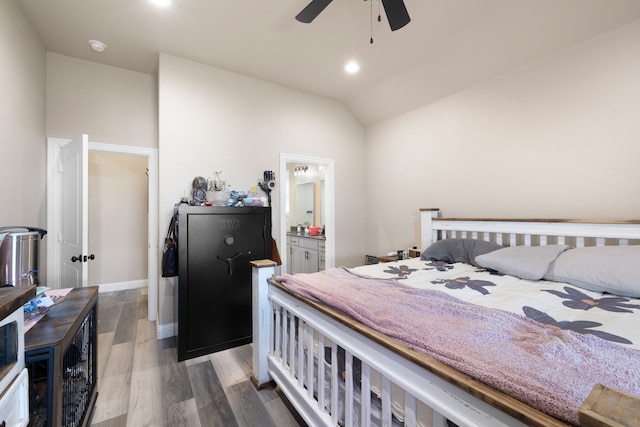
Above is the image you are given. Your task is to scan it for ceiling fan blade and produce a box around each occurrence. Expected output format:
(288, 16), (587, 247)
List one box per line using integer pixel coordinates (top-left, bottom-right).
(295, 0), (334, 23)
(380, 0), (411, 31)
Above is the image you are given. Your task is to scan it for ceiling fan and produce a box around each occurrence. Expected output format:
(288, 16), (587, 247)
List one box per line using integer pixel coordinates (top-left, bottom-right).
(295, 0), (411, 31)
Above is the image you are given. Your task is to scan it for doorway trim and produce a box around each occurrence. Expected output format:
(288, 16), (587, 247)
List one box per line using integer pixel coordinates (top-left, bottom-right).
(279, 153), (335, 273)
(47, 138), (159, 322)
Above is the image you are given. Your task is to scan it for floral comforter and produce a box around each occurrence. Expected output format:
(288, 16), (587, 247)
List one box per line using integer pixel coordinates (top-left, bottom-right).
(351, 258), (640, 351)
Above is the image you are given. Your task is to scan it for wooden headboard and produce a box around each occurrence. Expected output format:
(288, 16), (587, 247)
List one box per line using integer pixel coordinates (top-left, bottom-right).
(420, 208), (640, 250)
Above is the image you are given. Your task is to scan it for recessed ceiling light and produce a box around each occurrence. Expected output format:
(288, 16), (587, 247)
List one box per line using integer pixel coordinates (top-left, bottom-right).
(345, 61), (360, 74)
(88, 40), (107, 53)
(150, 0), (172, 7)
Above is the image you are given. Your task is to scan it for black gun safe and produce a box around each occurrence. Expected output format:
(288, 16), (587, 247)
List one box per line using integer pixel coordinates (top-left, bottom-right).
(176, 206), (272, 361)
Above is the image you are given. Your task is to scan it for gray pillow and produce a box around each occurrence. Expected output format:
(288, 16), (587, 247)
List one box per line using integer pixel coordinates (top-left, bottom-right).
(475, 245), (572, 280)
(421, 239), (502, 266)
(544, 246), (640, 298)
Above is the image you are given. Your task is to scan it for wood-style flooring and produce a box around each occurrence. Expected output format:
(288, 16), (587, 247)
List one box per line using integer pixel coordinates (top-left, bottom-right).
(89, 288), (306, 427)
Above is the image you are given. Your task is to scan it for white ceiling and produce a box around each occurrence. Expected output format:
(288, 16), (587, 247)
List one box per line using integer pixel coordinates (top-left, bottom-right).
(17, 0), (640, 126)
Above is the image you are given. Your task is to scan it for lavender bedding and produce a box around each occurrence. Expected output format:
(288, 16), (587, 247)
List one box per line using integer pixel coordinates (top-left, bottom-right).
(276, 260), (640, 425)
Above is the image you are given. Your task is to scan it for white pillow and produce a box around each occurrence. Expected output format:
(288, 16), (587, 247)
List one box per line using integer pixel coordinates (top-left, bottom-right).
(475, 245), (572, 280)
(544, 246), (640, 298)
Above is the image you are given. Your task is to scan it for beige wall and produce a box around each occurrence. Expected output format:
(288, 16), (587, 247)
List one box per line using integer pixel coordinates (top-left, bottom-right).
(88, 152), (148, 285)
(365, 20), (640, 256)
(46, 53), (157, 148)
(158, 53), (366, 326)
(0, 0), (46, 227)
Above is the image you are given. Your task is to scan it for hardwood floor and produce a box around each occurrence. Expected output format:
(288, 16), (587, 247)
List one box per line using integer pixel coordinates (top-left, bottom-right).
(89, 288), (306, 427)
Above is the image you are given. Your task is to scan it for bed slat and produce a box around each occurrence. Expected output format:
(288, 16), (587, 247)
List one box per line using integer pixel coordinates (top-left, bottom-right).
(345, 351), (354, 426)
(318, 333), (326, 411)
(331, 342), (339, 426)
(404, 392), (417, 426)
(381, 376), (392, 426)
(297, 320), (304, 388)
(361, 363), (371, 427)
(306, 323), (314, 400)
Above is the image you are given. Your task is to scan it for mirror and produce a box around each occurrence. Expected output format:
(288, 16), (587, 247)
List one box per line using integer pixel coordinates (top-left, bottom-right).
(296, 182), (314, 226)
(286, 163), (326, 228)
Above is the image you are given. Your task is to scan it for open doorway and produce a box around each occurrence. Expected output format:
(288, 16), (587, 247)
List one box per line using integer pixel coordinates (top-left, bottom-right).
(88, 151), (147, 288)
(279, 153), (335, 274)
(46, 138), (159, 321)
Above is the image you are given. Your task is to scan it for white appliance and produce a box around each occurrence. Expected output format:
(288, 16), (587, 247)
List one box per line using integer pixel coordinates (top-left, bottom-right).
(0, 298), (30, 426)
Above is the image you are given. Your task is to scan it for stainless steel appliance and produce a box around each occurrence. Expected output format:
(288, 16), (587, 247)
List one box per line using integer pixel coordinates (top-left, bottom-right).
(0, 226), (47, 287)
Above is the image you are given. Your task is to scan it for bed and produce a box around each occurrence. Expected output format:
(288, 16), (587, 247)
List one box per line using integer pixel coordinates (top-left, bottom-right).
(250, 209), (640, 427)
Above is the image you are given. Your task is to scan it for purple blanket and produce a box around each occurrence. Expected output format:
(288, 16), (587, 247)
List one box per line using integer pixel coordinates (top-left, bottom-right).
(276, 268), (640, 425)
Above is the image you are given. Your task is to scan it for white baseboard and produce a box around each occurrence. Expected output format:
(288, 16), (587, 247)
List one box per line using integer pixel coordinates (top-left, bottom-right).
(98, 279), (147, 293)
(157, 322), (177, 340)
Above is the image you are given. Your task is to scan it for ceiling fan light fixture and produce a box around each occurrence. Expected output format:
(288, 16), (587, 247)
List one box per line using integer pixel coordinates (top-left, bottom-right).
(345, 61), (360, 74)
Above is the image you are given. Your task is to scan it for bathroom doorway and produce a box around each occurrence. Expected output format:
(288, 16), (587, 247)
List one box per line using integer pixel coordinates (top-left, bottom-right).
(280, 153), (335, 274)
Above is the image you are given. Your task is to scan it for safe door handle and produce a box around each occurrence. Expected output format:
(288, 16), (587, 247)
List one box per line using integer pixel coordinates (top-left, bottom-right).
(217, 252), (242, 275)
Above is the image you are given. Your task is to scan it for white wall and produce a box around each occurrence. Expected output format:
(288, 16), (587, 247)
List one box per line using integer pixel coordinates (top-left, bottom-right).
(46, 53), (157, 148)
(0, 0), (46, 227)
(365, 20), (640, 256)
(158, 54), (366, 327)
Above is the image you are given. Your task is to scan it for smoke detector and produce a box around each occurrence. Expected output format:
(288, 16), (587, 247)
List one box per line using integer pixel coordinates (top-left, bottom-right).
(88, 40), (107, 53)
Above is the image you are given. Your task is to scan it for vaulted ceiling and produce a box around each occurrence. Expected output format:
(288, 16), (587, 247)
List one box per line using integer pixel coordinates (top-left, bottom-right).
(17, 0), (640, 125)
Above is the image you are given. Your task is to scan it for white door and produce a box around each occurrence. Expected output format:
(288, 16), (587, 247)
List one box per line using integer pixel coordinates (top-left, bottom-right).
(60, 134), (89, 287)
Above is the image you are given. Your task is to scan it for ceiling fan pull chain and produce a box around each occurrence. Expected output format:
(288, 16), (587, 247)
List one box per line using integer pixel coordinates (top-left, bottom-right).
(378, 0), (382, 22)
(370, 0), (374, 44)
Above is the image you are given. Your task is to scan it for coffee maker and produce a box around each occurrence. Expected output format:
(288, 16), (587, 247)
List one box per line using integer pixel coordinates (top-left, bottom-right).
(0, 226), (47, 287)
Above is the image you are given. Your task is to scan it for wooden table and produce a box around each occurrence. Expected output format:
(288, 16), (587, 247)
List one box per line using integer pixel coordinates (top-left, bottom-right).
(25, 286), (99, 427)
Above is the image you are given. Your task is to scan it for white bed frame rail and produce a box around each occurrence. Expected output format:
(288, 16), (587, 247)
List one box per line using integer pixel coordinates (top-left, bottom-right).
(253, 211), (640, 427)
